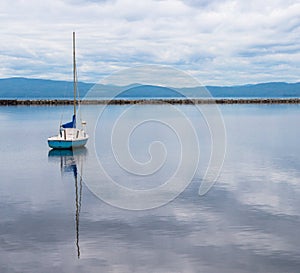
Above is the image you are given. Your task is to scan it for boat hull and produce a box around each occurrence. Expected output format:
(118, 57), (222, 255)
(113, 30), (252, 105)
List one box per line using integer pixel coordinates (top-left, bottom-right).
(48, 138), (88, 149)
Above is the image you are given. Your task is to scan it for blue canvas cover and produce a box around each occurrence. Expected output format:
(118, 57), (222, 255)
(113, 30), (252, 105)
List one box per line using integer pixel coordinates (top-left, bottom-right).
(62, 115), (76, 128)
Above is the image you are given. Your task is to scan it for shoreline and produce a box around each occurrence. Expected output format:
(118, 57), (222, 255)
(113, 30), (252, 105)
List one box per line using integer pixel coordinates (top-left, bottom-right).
(0, 98), (300, 106)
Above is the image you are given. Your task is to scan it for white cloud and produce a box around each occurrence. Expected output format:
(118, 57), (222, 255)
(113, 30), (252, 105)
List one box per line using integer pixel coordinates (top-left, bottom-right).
(0, 0), (299, 85)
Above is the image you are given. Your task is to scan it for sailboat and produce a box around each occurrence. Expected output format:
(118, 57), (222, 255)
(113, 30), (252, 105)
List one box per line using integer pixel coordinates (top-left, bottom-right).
(48, 32), (89, 149)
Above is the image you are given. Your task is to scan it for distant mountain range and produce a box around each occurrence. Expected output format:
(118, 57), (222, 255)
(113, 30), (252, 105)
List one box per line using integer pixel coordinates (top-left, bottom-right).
(0, 77), (299, 99)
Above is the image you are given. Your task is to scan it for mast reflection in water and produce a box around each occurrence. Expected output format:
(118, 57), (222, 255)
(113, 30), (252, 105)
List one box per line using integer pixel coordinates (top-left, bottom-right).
(48, 148), (87, 259)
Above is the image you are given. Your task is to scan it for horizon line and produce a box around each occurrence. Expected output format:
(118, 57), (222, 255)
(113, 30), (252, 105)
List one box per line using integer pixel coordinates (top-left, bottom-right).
(0, 76), (299, 88)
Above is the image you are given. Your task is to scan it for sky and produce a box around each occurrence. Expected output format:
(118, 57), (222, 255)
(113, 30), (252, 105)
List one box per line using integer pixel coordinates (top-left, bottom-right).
(0, 0), (300, 85)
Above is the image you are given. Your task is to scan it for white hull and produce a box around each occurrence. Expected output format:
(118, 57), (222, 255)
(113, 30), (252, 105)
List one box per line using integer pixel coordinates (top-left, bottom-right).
(48, 128), (88, 149)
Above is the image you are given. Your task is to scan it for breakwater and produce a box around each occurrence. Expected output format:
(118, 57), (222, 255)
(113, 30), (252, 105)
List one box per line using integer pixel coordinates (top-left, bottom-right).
(1, 98), (300, 106)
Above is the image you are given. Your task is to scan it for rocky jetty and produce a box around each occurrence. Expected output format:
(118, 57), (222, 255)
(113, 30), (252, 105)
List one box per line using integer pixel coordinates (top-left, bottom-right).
(1, 98), (300, 106)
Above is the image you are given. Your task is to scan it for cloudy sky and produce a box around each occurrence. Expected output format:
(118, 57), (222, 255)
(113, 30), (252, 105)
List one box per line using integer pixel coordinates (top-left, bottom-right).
(0, 0), (299, 85)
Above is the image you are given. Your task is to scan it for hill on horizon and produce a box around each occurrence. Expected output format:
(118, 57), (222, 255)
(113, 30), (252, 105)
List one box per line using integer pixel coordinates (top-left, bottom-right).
(0, 77), (299, 99)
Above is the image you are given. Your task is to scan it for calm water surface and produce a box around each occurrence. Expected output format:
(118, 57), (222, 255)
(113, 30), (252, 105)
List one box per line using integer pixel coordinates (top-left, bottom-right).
(0, 104), (300, 273)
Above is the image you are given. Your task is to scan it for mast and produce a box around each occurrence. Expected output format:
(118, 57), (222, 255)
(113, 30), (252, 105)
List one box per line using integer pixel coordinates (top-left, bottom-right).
(73, 32), (77, 118)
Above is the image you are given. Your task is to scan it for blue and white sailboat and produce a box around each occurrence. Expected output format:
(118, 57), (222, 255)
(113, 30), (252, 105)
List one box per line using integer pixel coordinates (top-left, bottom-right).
(48, 32), (88, 149)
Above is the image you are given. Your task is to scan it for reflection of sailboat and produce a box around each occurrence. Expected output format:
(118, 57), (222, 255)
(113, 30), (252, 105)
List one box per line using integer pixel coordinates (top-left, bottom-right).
(48, 148), (87, 258)
(48, 32), (88, 149)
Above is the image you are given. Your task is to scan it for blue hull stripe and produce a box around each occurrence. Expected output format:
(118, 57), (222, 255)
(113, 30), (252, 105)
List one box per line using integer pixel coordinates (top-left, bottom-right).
(48, 139), (88, 149)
